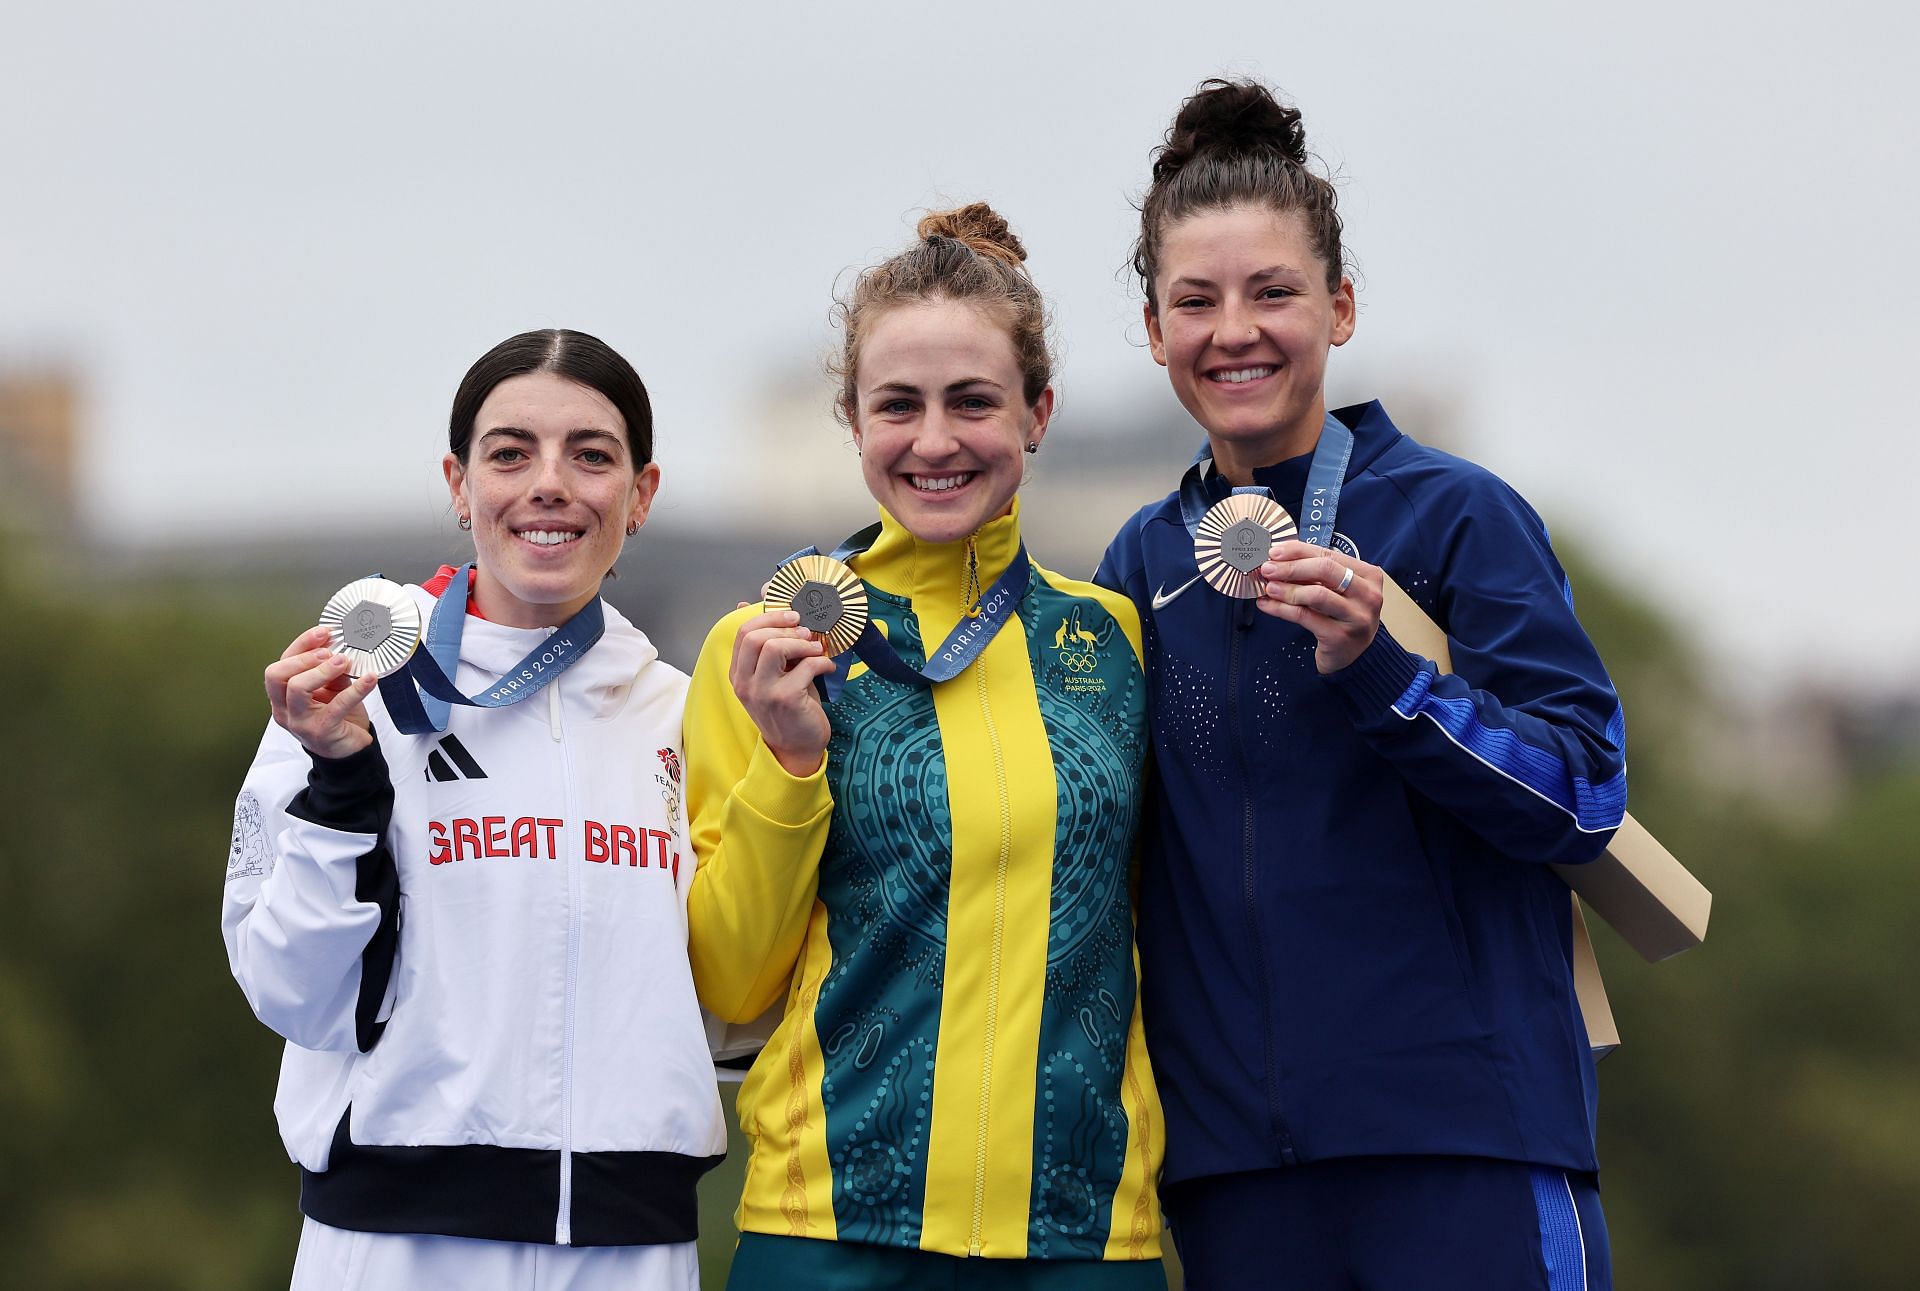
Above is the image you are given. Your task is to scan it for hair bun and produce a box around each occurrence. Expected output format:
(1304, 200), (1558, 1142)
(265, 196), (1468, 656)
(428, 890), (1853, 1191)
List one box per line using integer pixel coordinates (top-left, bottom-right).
(1155, 78), (1307, 184)
(917, 202), (1029, 269)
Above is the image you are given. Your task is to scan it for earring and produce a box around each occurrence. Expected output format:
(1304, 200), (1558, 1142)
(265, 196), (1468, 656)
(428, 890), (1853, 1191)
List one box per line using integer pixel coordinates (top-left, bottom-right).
(625, 521), (639, 536)
(458, 515), (472, 530)
(1024, 441), (1039, 455)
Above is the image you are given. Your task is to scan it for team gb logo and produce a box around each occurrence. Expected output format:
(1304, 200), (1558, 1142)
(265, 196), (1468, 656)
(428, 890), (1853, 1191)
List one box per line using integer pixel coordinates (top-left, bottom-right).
(655, 748), (684, 823)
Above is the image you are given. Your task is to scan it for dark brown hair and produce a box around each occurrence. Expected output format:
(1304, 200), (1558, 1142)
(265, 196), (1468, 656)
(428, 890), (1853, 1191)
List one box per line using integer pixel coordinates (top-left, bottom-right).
(831, 202), (1053, 421)
(448, 329), (653, 466)
(1133, 79), (1346, 303)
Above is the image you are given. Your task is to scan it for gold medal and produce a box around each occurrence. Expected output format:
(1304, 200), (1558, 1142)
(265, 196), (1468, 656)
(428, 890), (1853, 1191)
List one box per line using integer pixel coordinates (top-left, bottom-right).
(319, 577), (422, 678)
(1195, 493), (1298, 598)
(766, 554), (870, 657)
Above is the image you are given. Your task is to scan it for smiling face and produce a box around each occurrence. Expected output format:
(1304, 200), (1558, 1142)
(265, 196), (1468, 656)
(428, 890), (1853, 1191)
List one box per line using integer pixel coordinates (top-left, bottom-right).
(849, 297), (1052, 545)
(443, 370), (660, 628)
(1147, 204), (1355, 480)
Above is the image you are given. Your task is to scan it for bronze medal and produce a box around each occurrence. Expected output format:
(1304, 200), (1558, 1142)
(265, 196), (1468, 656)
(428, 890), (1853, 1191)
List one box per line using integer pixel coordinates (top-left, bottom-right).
(1194, 493), (1298, 598)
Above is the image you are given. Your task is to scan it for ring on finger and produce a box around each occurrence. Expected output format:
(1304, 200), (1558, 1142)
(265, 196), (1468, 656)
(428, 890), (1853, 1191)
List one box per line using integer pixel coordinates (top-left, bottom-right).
(1335, 566), (1355, 594)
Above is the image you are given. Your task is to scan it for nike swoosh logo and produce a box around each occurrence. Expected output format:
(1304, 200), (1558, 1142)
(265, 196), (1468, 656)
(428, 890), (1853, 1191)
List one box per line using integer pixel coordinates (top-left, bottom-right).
(1150, 574), (1205, 610)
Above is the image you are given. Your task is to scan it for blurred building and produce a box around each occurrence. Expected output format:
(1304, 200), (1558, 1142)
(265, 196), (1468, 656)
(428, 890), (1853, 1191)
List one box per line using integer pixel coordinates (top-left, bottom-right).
(0, 364), (81, 532)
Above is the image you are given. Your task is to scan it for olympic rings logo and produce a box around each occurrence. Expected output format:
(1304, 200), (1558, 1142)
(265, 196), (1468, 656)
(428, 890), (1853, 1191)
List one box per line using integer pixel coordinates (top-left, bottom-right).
(1051, 612), (1103, 676)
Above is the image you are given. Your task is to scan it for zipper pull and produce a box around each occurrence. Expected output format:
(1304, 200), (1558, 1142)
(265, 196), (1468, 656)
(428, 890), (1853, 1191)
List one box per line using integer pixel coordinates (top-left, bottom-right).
(538, 624), (564, 740)
(962, 536), (983, 619)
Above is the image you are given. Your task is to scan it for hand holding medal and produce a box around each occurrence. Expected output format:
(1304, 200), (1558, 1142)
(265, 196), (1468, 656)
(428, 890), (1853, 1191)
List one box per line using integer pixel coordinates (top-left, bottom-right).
(1255, 540), (1383, 674)
(263, 623), (383, 760)
(264, 578), (421, 760)
(1178, 413), (1380, 673)
(732, 557), (861, 777)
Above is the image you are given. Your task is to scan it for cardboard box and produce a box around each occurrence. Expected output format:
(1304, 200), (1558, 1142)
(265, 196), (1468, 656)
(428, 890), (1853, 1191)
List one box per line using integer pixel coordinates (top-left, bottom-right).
(1555, 814), (1711, 963)
(1571, 896), (1619, 1057)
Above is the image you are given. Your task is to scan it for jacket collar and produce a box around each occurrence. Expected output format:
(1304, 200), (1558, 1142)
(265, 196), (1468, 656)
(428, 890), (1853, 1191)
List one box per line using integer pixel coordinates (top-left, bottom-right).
(1205, 400), (1404, 504)
(1329, 399), (1403, 477)
(851, 499), (1026, 635)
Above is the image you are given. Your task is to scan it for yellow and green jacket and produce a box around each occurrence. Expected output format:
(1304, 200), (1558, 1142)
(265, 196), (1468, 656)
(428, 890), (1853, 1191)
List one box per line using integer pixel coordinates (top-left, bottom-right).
(686, 502), (1164, 1262)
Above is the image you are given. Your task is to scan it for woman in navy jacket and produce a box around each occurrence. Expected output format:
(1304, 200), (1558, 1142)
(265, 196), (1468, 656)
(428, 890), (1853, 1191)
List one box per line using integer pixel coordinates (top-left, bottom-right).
(1096, 80), (1623, 1290)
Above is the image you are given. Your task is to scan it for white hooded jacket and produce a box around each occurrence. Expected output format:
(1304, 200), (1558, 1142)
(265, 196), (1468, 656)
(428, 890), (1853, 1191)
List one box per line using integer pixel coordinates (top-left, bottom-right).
(222, 584), (726, 1247)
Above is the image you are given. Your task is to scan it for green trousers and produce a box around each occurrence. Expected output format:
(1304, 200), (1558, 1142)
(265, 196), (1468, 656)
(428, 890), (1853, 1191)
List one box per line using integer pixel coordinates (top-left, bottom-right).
(726, 1232), (1169, 1291)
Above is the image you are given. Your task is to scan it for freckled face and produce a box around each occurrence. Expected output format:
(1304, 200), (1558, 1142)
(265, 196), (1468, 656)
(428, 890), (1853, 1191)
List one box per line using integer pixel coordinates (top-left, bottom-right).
(443, 371), (660, 627)
(850, 299), (1052, 545)
(1147, 204), (1355, 474)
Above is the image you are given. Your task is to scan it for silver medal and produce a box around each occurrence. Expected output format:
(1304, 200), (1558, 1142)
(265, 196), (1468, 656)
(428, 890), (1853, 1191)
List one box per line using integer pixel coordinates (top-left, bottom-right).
(319, 578), (422, 678)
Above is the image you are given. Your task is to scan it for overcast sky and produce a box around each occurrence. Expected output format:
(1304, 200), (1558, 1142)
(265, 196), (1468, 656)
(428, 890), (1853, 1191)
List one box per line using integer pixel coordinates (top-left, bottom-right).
(3, 1), (1914, 694)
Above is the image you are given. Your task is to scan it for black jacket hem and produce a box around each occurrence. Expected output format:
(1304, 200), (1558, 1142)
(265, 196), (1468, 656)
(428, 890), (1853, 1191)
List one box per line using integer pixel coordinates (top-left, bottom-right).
(300, 1112), (725, 1246)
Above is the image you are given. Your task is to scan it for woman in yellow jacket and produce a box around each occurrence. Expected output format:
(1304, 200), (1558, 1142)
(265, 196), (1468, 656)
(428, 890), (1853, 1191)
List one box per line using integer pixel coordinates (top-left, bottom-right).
(685, 204), (1166, 1290)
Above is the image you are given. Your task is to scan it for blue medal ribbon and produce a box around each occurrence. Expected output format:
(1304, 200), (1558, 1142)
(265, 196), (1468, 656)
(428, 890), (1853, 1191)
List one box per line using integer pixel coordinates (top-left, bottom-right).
(776, 524), (1031, 702)
(377, 563), (605, 735)
(1177, 411), (1354, 551)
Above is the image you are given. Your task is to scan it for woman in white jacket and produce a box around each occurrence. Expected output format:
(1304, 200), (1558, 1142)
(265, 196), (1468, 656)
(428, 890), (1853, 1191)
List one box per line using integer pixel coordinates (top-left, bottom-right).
(222, 329), (726, 1291)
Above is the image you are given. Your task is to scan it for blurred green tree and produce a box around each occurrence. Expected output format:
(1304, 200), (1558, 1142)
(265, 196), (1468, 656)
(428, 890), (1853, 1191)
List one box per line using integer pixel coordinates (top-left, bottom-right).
(0, 542), (305, 1289)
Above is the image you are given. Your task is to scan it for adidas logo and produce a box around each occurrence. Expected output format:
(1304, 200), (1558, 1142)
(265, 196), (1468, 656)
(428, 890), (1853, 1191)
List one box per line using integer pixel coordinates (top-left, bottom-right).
(425, 734), (488, 783)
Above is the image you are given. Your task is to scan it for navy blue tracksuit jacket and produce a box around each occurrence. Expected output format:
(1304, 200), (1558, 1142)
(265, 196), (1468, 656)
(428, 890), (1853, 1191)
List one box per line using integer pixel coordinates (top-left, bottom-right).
(1096, 400), (1626, 1188)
